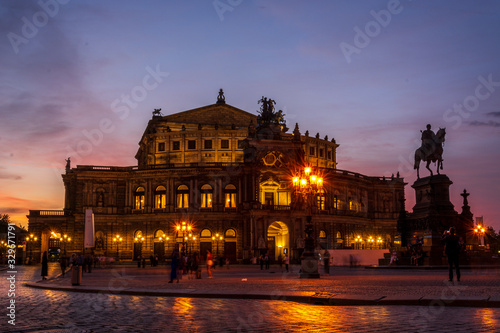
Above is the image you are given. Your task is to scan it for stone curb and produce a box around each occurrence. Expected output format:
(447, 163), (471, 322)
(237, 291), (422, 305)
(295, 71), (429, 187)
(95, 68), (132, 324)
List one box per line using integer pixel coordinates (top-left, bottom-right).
(24, 283), (500, 308)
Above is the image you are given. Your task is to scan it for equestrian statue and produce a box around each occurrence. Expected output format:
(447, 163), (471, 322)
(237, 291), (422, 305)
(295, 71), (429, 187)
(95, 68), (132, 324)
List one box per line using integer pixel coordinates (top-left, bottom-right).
(414, 124), (446, 178)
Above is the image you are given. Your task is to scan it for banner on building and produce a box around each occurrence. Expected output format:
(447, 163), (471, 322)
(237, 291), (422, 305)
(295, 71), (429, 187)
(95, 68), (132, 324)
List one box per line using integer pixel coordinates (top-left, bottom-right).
(84, 209), (95, 248)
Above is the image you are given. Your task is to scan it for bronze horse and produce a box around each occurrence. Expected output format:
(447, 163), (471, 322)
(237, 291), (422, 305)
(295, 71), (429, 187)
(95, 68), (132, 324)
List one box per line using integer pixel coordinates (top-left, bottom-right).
(414, 127), (446, 178)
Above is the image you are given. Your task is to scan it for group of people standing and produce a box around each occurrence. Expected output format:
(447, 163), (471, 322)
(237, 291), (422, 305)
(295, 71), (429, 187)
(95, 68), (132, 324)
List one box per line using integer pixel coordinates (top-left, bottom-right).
(169, 248), (205, 283)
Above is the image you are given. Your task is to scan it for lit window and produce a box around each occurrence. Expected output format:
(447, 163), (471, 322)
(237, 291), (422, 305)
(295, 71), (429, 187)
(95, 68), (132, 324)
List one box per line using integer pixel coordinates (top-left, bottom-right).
(201, 184), (213, 208)
(134, 187), (145, 209)
(176, 185), (189, 208)
(154, 185), (166, 209)
(317, 189), (325, 210)
(333, 195), (338, 209)
(319, 230), (326, 238)
(224, 184), (237, 208)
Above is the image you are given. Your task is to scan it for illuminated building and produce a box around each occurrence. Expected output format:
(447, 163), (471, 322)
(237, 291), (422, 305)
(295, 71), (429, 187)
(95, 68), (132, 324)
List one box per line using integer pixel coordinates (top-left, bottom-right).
(27, 91), (404, 263)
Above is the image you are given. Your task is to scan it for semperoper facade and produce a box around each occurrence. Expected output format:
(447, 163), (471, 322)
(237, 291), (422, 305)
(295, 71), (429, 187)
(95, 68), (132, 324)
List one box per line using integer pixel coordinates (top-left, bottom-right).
(28, 90), (405, 263)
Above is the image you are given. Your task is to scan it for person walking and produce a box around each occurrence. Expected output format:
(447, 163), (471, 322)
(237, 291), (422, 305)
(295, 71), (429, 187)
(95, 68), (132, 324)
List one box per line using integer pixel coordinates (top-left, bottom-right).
(59, 250), (68, 277)
(284, 253), (289, 273)
(168, 250), (179, 283)
(442, 227), (462, 282)
(41, 251), (48, 280)
(323, 250), (331, 275)
(206, 250), (213, 278)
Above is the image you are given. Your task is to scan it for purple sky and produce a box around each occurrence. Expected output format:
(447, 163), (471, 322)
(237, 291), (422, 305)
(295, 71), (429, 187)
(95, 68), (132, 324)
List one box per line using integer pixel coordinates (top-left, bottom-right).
(1, 0), (500, 231)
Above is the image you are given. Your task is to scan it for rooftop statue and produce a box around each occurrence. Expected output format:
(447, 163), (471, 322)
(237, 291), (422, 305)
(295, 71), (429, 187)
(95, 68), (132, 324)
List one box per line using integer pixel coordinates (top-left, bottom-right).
(216, 88), (226, 104)
(152, 108), (162, 117)
(256, 96), (287, 131)
(414, 124), (446, 178)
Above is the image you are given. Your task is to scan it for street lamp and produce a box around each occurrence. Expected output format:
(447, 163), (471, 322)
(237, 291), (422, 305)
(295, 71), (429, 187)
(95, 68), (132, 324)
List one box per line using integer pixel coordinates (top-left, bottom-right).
(25, 234), (38, 264)
(212, 233), (223, 255)
(176, 221), (193, 254)
(292, 166), (324, 278)
(474, 225), (486, 247)
(355, 235), (363, 249)
(367, 236), (374, 249)
(112, 235), (123, 260)
(376, 237), (383, 249)
(0, 240), (7, 264)
(59, 234), (71, 251)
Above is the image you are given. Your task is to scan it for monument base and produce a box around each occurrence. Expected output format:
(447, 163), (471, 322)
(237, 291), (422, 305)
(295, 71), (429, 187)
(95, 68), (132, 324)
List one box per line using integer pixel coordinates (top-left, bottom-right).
(300, 256), (320, 279)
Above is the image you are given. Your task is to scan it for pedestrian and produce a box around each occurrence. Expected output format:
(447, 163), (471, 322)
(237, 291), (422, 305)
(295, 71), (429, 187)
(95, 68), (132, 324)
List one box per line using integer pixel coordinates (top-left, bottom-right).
(150, 255), (154, 267)
(206, 250), (213, 278)
(442, 227), (462, 282)
(265, 253), (269, 269)
(137, 255), (142, 268)
(284, 253), (289, 273)
(59, 250), (68, 277)
(278, 254), (283, 270)
(259, 255), (264, 270)
(41, 251), (48, 280)
(168, 250), (179, 283)
(323, 250), (330, 275)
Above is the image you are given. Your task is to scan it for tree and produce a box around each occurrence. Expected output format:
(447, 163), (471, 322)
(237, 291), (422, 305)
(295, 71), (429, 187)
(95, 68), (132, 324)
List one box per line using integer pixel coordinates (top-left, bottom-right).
(0, 214), (10, 233)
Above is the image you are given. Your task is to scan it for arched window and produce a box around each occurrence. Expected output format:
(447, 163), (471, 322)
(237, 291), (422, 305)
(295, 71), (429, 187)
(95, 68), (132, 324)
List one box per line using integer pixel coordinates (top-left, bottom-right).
(134, 230), (144, 242)
(224, 184), (237, 208)
(176, 185), (189, 208)
(134, 187), (145, 209)
(154, 229), (167, 242)
(319, 230), (327, 238)
(333, 194), (338, 209)
(200, 229), (212, 238)
(201, 184), (213, 208)
(336, 231), (342, 239)
(154, 185), (166, 209)
(225, 228), (236, 238)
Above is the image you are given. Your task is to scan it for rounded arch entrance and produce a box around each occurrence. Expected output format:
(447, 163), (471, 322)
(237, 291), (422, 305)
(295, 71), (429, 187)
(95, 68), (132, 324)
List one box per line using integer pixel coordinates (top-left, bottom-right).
(266, 221), (289, 262)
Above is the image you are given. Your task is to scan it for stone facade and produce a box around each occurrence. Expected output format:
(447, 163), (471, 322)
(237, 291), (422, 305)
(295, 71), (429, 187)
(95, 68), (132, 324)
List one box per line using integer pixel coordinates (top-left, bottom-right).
(28, 94), (405, 263)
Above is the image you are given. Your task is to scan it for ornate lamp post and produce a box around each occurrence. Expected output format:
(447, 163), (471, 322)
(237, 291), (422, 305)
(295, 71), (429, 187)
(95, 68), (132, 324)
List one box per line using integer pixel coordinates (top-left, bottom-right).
(112, 235), (123, 260)
(59, 234), (71, 251)
(376, 237), (383, 249)
(355, 235), (363, 249)
(25, 234), (38, 264)
(367, 236), (374, 249)
(292, 166), (323, 278)
(474, 225), (485, 247)
(176, 221), (193, 253)
(212, 233), (224, 255)
(0, 240), (7, 264)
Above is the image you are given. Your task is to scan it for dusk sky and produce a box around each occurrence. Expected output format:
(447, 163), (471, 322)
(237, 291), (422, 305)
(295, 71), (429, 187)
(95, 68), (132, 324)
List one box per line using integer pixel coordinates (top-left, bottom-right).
(1, 1), (499, 231)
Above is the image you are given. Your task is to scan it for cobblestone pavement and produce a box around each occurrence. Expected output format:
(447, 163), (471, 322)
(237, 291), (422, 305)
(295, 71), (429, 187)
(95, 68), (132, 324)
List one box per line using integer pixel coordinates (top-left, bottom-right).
(2, 264), (500, 332)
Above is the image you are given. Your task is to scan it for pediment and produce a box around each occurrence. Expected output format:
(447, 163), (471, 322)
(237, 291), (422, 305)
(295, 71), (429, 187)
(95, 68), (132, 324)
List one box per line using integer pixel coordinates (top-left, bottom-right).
(163, 104), (257, 127)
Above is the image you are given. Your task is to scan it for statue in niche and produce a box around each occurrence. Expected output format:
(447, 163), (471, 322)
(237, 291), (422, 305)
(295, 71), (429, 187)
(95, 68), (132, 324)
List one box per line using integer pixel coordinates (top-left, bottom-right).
(296, 237), (305, 249)
(95, 236), (104, 250)
(258, 235), (266, 249)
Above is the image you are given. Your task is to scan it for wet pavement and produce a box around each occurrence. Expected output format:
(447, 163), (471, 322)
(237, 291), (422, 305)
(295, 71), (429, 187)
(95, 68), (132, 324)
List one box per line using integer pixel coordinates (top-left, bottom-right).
(2, 263), (500, 332)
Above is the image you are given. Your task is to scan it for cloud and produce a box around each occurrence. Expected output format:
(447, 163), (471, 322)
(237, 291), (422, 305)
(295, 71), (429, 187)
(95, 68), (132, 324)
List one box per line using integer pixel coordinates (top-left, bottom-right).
(469, 120), (500, 127)
(0, 167), (22, 180)
(486, 112), (500, 117)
